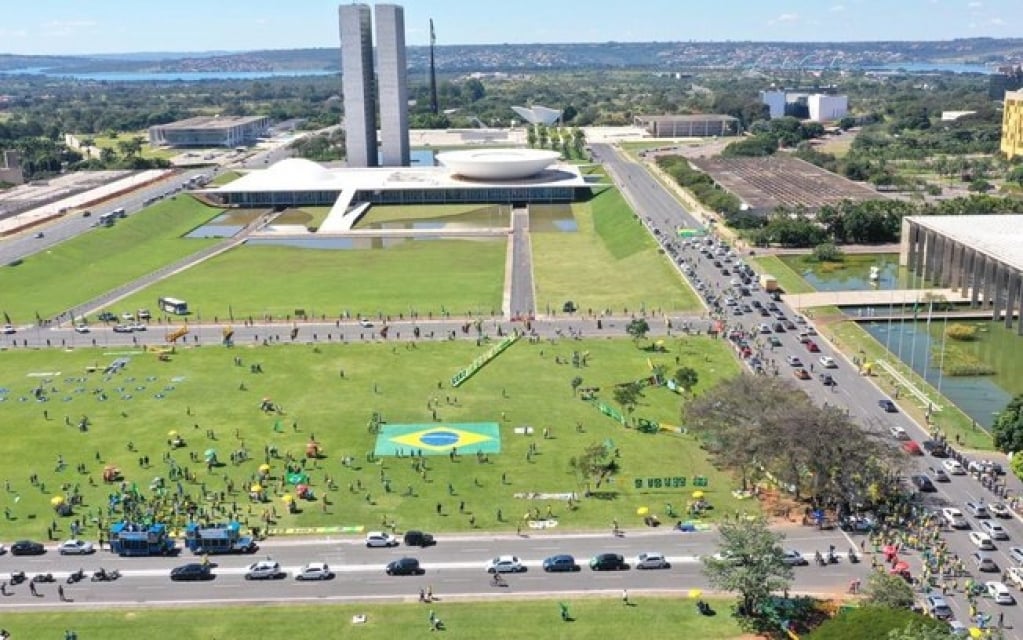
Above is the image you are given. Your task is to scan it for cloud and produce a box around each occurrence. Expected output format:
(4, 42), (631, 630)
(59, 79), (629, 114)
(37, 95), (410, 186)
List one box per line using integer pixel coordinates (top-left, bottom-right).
(829, 4), (846, 11)
(767, 12), (800, 26)
(967, 1), (982, 7)
(0, 28), (28, 39)
(989, 16), (1006, 25)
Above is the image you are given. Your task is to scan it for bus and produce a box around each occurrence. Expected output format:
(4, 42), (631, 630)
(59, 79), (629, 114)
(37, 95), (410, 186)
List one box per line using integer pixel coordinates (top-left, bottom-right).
(98, 212), (116, 227)
(158, 297), (189, 315)
(112, 207), (126, 218)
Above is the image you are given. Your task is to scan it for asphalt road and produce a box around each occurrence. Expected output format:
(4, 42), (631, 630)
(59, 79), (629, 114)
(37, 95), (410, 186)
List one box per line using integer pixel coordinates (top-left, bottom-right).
(0, 528), (865, 609)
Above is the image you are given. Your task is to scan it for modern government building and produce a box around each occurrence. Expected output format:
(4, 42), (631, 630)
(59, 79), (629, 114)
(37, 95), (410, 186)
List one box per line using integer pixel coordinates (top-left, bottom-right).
(900, 215), (1023, 334)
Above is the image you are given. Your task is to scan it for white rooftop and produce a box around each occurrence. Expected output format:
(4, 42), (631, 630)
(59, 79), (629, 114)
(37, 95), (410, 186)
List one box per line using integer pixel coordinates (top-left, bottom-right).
(208, 156), (591, 194)
(909, 215), (1023, 271)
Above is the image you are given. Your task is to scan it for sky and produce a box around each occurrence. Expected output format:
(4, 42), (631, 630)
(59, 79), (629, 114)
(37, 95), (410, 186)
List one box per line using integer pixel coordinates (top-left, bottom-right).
(0, 0), (1021, 56)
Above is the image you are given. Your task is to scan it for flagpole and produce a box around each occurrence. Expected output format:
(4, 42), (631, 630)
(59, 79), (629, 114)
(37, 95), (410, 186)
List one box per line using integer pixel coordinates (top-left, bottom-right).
(937, 312), (948, 396)
(921, 299), (934, 386)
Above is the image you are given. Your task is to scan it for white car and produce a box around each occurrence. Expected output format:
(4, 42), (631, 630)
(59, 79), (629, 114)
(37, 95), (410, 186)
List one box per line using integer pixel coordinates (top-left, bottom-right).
(980, 520), (1009, 540)
(785, 355), (803, 367)
(295, 562), (333, 581)
(989, 503), (1012, 518)
(986, 581), (1015, 605)
(819, 356), (837, 368)
(969, 531), (996, 551)
(942, 459), (966, 475)
(1010, 547), (1023, 565)
(245, 560), (284, 580)
(129, 323), (147, 332)
(1007, 566), (1023, 590)
(365, 531), (399, 548)
(74, 324), (90, 334)
(635, 552), (671, 570)
(359, 319), (373, 328)
(942, 508), (969, 529)
(1, 325), (15, 335)
(889, 426), (909, 441)
(57, 539), (95, 555)
(486, 555), (525, 573)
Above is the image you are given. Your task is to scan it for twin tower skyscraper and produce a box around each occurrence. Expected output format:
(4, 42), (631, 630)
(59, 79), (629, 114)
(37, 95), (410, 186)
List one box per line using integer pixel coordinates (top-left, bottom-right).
(339, 3), (409, 168)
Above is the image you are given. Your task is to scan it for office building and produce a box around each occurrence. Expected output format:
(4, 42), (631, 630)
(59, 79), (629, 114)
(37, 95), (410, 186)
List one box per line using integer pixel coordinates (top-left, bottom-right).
(375, 4), (409, 166)
(339, 3), (378, 167)
(633, 115), (738, 137)
(807, 94), (848, 123)
(1002, 89), (1023, 159)
(901, 215), (1023, 334)
(760, 90), (786, 119)
(147, 116), (270, 148)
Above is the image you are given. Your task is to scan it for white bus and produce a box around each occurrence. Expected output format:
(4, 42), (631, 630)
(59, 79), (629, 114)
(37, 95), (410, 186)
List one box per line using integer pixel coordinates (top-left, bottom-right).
(158, 297), (188, 315)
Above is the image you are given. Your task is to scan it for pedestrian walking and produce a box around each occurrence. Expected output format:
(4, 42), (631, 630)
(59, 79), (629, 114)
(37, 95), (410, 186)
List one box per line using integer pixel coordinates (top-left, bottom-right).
(426, 585), (433, 601)
(622, 589), (629, 605)
(29, 581), (38, 597)
(58, 584), (66, 601)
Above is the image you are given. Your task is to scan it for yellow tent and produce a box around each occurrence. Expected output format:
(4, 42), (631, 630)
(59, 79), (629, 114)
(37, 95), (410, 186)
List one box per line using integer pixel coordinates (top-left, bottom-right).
(50, 495), (65, 506)
(250, 484), (263, 493)
(281, 494), (294, 503)
(258, 464), (271, 473)
(636, 506), (649, 516)
(692, 490), (705, 499)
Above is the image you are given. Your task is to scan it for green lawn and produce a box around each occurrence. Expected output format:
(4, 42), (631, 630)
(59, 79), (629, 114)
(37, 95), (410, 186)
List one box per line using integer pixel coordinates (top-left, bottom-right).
(0, 337), (743, 540)
(532, 189), (702, 314)
(78, 132), (177, 161)
(747, 255), (816, 294)
(357, 204), (510, 227)
(0, 597), (744, 639)
(0, 197), (222, 322)
(209, 171), (242, 186)
(116, 238), (507, 320)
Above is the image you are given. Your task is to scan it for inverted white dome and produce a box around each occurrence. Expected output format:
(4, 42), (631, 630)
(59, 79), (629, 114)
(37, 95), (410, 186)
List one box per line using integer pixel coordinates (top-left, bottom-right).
(437, 149), (560, 181)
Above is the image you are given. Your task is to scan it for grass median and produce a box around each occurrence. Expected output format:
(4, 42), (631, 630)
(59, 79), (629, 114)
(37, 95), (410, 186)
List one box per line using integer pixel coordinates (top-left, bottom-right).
(0, 336), (743, 541)
(747, 256), (815, 295)
(0, 597), (743, 639)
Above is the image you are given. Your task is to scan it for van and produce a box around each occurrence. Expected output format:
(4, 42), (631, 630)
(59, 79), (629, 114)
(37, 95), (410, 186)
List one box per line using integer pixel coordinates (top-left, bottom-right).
(402, 530), (435, 547)
(971, 552), (999, 573)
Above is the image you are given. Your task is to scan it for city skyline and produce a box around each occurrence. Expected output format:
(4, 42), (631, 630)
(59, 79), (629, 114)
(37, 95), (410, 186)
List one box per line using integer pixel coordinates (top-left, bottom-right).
(0, 0), (1020, 56)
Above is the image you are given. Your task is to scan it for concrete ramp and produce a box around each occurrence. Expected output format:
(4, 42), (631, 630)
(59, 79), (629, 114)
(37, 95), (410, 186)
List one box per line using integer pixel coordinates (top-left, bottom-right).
(318, 191), (369, 233)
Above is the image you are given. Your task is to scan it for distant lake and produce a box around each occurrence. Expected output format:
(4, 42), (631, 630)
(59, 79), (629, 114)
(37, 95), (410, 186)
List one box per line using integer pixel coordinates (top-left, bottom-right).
(868, 62), (994, 74)
(2, 68), (337, 82)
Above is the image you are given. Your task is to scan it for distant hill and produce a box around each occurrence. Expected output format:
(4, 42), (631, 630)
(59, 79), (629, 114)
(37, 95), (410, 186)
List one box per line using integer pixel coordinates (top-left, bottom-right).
(2, 38), (1022, 75)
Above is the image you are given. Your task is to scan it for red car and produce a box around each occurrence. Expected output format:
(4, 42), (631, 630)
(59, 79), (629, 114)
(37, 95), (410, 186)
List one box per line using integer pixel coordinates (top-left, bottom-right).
(805, 341), (820, 353)
(902, 441), (923, 456)
(794, 369), (811, 380)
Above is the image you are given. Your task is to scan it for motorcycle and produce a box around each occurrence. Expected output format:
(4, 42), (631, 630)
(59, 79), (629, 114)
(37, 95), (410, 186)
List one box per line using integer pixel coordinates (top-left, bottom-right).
(848, 550), (860, 564)
(91, 568), (120, 582)
(826, 552), (839, 565)
(30, 573), (55, 583)
(9, 572), (26, 586)
(67, 569), (85, 584)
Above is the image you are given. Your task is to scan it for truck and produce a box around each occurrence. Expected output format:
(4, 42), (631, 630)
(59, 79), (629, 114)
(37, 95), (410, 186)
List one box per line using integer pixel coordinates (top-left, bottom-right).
(184, 521), (257, 555)
(759, 274), (779, 292)
(109, 522), (177, 557)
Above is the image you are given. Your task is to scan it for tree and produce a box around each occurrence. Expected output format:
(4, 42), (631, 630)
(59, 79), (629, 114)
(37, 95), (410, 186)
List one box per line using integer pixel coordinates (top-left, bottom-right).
(701, 515), (793, 619)
(570, 376), (583, 396)
(673, 367), (698, 393)
(568, 442), (619, 490)
(625, 318), (650, 345)
(864, 570), (916, 610)
(612, 382), (642, 419)
(813, 242), (844, 262)
(993, 394), (1023, 455)
(886, 620), (958, 640)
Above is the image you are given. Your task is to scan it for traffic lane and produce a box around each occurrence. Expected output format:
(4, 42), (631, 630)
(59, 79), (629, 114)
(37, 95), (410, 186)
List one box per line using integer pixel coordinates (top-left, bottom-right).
(1, 529), (859, 577)
(0, 559), (869, 608)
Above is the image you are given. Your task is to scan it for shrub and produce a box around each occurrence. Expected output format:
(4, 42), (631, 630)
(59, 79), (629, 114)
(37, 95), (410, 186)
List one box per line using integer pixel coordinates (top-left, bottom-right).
(944, 323), (978, 341)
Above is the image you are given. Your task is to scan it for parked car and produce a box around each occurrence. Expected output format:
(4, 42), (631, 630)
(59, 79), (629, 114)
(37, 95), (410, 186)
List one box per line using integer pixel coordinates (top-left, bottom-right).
(635, 552), (670, 570)
(926, 594), (954, 620)
(97, 311), (116, 322)
(819, 373), (836, 386)
(965, 501), (991, 519)
(779, 549), (808, 566)
(589, 553), (627, 571)
(403, 530), (435, 547)
(1006, 566), (1023, 590)
(57, 539), (95, 555)
(10, 540), (45, 556)
(1, 325), (15, 335)
(942, 459), (966, 475)
(365, 531), (399, 548)
(986, 581), (1015, 605)
(1009, 547), (1023, 565)
(74, 324), (90, 334)
(486, 555), (525, 574)
(805, 341), (820, 353)
(794, 369), (811, 380)
(542, 555), (580, 572)
(785, 355), (803, 367)
(819, 356), (837, 368)
(295, 562), (334, 581)
(968, 531), (996, 551)
(385, 557), (423, 576)
(889, 426), (909, 440)
(245, 560), (285, 580)
(902, 440), (923, 456)
(170, 563), (212, 581)
(989, 503), (1012, 518)
(878, 399), (898, 412)
(929, 467), (950, 483)
(942, 508), (968, 529)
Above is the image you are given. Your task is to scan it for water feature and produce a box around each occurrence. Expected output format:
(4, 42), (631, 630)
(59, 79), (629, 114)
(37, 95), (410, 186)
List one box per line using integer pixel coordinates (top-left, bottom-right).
(780, 253), (922, 292)
(3, 68), (336, 82)
(859, 319), (1021, 428)
(186, 210), (263, 238)
(410, 149), (436, 167)
(528, 204), (579, 233)
(356, 205), (509, 231)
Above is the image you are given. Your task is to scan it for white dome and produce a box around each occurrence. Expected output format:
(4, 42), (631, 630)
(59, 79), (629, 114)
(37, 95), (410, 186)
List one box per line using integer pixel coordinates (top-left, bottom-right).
(437, 149), (560, 181)
(266, 158), (332, 182)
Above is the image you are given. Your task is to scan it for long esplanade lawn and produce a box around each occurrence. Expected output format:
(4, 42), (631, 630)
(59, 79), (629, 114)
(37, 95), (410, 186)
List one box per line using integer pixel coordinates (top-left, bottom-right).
(0, 336), (742, 541)
(0, 197), (222, 322)
(116, 237), (508, 321)
(531, 187), (702, 314)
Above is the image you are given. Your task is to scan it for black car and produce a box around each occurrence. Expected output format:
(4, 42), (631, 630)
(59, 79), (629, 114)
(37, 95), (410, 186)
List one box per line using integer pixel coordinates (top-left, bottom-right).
(589, 553), (628, 571)
(97, 311), (116, 322)
(878, 399), (898, 413)
(403, 530), (435, 547)
(921, 440), (948, 458)
(819, 373), (836, 386)
(170, 563), (212, 581)
(385, 557), (423, 576)
(911, 474), (936, 492)
(10, 540), (45, 556)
